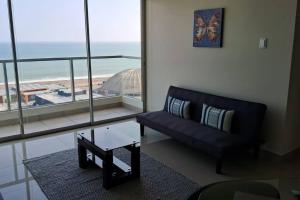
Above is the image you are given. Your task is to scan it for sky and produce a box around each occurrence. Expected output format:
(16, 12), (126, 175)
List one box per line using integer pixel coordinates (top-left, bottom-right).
(0, 0), (141, 42)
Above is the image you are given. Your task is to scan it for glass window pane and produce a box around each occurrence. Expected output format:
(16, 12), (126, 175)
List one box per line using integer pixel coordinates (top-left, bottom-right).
(89, 0), (143, 121)
(89, 0), (141, 56)
(0, 1), (12, 111)
(11, 0), (87, 134)
(0, 0), (21, 138)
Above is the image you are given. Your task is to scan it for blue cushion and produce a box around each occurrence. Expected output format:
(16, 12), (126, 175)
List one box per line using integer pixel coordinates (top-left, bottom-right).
(201, 104), (234, 133)
(167, 96), (190, 119)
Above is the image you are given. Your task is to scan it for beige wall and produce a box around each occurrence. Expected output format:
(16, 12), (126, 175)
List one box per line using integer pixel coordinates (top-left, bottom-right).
(285, 2), (300, 154)
(146, 0), (298, 155)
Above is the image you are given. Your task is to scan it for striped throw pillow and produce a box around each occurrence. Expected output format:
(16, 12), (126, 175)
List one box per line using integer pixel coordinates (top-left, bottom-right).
(167, 96), (190, 119)
(201, 104), (234, 133)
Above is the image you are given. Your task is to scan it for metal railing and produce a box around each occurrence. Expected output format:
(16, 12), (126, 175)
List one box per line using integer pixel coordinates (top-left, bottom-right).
(0, 55), (141, 111)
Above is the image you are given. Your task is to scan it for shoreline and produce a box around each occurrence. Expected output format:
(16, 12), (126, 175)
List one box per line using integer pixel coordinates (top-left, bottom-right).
(0, 76), (111, 92)
(0, 74), (113, 86)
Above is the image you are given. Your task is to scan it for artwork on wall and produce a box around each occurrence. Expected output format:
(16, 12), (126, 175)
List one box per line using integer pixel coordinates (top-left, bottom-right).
(193, 8), (224, 48)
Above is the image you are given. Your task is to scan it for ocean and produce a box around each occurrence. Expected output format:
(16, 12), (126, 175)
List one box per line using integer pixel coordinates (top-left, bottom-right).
(0, 42), (141, 84)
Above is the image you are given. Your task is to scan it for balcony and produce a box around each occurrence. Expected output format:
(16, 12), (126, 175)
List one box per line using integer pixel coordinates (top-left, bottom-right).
(0, 55), (143, 138)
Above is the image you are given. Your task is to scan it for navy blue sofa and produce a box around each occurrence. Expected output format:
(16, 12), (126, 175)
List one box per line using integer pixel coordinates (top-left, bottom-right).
(136, 86), (267, 174)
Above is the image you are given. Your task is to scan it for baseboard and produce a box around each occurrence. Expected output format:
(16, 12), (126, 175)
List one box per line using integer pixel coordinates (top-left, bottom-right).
(262, 143), (300, 156)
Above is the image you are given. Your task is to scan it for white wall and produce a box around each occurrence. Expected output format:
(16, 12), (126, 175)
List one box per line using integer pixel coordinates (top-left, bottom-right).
(146, 0), (298, 155)
(285, 2), (300, 154)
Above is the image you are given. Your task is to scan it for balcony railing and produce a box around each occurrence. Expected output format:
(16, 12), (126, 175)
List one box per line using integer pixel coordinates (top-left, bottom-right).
(0, 55), (141, 112)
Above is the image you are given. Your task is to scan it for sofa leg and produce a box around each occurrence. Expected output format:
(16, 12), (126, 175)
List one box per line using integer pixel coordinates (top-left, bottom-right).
(140, 124), (144, 137)
(216, 158), (223, 174)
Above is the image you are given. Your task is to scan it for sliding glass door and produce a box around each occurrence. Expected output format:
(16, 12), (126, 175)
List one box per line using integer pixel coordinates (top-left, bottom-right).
(0, 0), (144, 139)
(88, 0), (143, 122)
(11, 0), (88, 134)
(0, 0), (21, 138)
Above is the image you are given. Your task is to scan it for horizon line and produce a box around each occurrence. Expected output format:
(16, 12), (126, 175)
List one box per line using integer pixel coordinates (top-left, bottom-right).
(0, 41), (141, 43)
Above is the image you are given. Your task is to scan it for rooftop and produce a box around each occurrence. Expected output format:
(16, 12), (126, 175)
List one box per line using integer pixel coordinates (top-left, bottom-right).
(100, 68), (141, 96)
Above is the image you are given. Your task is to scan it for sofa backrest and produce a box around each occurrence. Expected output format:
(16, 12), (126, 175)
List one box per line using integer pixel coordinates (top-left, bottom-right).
(163, 86), (267, 140)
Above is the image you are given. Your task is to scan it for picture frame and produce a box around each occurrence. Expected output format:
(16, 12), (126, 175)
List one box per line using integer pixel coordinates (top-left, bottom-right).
(193, 8), (224, 48)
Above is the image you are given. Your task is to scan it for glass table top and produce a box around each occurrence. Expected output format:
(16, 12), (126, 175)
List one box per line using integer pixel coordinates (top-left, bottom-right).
(77, 125), (140, 151)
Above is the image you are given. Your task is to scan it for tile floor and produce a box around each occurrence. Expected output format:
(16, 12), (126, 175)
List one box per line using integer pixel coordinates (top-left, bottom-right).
(0, 107), (137, 138)
(0, 120), (168, 200)
(0, 119), (299, 200)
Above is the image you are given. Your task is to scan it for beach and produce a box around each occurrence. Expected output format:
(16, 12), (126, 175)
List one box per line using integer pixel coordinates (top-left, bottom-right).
(0, 75), (111, 98)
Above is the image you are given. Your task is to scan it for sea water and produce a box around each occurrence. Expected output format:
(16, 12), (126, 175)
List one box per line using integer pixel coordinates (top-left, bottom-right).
(0, 42), (141, 84)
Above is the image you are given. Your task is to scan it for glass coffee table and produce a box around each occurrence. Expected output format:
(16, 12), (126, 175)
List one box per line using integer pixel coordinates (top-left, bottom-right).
(77, 126), (140, 189)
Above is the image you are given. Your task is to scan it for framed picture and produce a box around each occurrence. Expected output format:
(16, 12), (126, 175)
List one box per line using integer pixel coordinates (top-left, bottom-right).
(193, 8), (224, 48)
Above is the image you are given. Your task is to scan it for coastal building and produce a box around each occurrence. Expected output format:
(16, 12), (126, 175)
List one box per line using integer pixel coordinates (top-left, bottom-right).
(13, 83), (66, 105)
(99, 68), (141, 97)
(57, 88), (86, 97)
(0, 90), (4, 104)
(0, 88), (17, 110)
(35, 89), (101, 106)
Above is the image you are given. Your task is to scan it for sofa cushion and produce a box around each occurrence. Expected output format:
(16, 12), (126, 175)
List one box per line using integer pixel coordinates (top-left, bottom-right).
(201, 104), (234, 133)
(137, 111), (250, 157)
(167, 96), (190, 119)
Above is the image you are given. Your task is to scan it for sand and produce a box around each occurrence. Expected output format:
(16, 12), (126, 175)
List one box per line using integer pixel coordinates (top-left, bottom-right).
(0, 76), (111, 94)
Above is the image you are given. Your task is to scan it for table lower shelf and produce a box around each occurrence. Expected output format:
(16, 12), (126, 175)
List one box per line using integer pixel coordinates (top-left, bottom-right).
(87, 153), (131, 173)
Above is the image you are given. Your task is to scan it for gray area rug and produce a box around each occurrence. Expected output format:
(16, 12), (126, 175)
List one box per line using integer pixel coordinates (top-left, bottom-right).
(24, 149), (199, 200)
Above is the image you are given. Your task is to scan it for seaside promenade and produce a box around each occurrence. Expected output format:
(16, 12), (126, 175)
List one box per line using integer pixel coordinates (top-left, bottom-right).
(0, 76), (110, 111)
